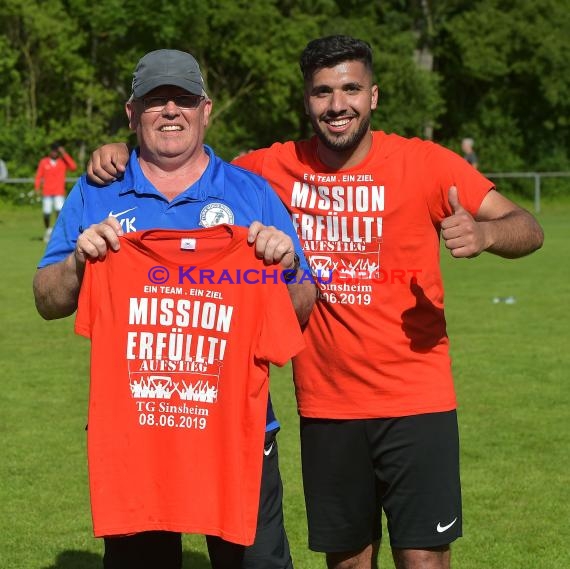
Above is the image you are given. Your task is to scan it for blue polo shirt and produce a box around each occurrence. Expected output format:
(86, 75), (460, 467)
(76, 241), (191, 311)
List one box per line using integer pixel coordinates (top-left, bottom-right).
(39, 146), (308, 431)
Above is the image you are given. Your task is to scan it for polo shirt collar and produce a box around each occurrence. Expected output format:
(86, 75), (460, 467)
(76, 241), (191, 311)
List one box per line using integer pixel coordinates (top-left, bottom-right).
(118, 145), (225, 201)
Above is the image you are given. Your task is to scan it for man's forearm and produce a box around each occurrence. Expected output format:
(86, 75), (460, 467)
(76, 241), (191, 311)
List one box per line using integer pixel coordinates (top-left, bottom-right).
(481, 209), (544, 259)
(33, 254), (85, 320)
(287, 278), (316, 326)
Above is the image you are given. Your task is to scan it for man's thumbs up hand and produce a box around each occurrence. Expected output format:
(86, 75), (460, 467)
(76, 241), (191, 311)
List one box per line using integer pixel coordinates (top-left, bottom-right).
(448, 185), (465, 214)
(441, 186), (486, 258)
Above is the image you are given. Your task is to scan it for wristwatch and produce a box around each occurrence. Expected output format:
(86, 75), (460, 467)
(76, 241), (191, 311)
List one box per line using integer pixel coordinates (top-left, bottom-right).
(283, 253), (300, 283)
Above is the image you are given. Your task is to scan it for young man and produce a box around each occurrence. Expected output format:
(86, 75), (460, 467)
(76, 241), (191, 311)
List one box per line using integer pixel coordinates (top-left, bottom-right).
(34, 142), (77, 241)
(34, 49), (315, 569)
(88, 36), (543, 569)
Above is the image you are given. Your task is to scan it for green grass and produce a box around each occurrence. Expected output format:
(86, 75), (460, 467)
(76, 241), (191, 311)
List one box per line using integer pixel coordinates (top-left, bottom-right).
(1, 203), (568, 568)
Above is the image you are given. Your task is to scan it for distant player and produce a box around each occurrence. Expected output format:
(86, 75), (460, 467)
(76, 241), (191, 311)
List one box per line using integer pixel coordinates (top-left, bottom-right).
(34, 142), (77, 241)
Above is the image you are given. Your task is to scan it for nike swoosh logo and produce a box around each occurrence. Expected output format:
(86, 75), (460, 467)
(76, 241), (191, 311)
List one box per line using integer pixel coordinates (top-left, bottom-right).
(437, 518), (458, 533)
(263, 442), (275, 457)
(108, 207), (137, 218)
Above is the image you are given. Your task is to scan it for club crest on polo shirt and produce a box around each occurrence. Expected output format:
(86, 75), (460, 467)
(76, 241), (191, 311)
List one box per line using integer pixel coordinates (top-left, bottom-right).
(199, 203), (234, 227)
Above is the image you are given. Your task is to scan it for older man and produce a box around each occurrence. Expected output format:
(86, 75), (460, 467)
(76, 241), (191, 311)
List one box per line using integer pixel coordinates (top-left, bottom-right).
(34, 49), (314, 569)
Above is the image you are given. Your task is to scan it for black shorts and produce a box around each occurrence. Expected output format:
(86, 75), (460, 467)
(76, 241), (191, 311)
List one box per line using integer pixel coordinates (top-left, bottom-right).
(103, 429), (293, 569)
(300, 411), (462, 551)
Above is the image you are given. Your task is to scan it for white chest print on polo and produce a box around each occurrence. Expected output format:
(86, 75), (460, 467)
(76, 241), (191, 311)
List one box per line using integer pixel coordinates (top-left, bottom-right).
(436, 517), (458, 533)
(199, 203), (234, 228)
(108, 206), (138, 232)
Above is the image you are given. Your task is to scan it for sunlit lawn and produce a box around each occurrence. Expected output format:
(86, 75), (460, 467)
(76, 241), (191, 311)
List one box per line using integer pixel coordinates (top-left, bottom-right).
(0, 202), (568, 568)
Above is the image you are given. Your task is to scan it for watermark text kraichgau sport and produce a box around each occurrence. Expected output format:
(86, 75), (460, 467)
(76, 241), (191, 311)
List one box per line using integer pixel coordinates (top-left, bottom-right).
(147, 265), (422, 286)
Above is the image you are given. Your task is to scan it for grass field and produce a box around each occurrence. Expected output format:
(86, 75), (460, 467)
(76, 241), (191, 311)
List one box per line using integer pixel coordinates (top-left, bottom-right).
(1, 203), (568, 569)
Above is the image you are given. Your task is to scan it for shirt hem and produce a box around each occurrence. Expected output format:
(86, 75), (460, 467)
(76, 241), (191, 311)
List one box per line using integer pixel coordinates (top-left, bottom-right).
(94, 522), (254, 546)
(297, 401), (457, 419)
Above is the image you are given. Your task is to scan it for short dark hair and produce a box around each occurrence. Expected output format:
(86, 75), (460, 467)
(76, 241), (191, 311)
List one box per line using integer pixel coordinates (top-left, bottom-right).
(299, 35), (373, 82)
(50, 142), (60, 151)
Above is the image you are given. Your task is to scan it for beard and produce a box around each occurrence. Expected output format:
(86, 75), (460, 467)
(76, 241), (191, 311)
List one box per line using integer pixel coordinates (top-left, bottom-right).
(311, 113), (372, 153)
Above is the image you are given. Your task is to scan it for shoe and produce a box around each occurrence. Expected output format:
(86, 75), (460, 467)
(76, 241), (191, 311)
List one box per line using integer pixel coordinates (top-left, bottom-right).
(43, 227), (53, 242)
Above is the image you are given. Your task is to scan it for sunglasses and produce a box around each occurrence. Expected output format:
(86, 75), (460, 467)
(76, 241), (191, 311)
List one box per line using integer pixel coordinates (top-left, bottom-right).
(136, 94), (205, 112)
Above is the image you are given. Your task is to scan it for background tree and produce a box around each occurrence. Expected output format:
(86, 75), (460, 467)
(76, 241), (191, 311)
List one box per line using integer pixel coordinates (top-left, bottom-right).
(434, 0), (570, 174)
(0, 0), (568, 201)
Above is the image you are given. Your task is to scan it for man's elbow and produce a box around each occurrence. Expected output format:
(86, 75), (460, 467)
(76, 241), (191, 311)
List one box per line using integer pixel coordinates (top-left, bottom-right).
(33, 296), (76, 320)
(35, 304), (59, 321)
(534, 223), (545, 251)
(522, 217), (545, 256)
(504, 210), (545, 258)
(33, 279), (56, 320)
(32, 270), (75, 320)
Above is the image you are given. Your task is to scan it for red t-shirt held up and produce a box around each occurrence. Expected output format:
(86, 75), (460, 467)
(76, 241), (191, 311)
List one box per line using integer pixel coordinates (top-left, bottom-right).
(75, 225), (304, 544)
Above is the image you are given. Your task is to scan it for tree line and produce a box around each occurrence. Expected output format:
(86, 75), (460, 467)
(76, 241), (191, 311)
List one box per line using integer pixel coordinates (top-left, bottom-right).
(0, 0), (568, 194)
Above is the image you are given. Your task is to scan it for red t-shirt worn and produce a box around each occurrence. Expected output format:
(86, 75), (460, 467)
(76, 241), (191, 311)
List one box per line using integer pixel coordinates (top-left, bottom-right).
(75, 225), (304, 543)
(34, 153), (77, 196)
(234, 132), (494, 419)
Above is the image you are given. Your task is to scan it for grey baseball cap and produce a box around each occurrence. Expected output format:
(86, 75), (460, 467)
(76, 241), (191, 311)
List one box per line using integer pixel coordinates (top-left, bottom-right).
(131, 49), (206, 97)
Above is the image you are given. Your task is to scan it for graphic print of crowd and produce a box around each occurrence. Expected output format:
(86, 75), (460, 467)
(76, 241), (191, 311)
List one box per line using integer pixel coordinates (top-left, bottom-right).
(129, 363), (222, 404)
